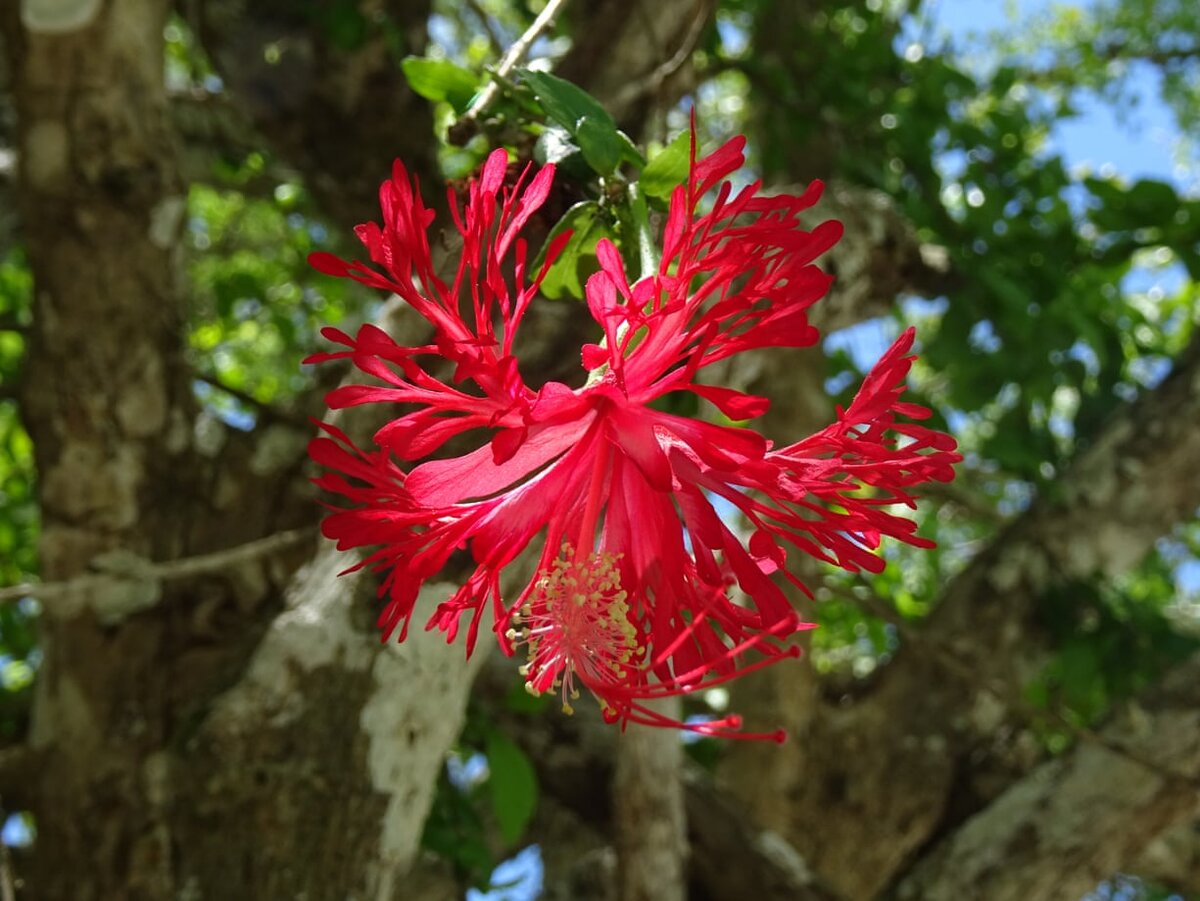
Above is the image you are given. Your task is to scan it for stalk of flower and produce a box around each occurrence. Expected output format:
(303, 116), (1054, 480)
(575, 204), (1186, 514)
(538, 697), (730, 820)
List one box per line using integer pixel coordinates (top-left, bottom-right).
(306, 125), (961, 739)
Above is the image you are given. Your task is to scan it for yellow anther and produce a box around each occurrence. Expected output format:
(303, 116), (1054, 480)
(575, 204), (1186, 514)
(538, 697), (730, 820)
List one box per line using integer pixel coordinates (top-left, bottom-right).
(510, 543), (645, 718)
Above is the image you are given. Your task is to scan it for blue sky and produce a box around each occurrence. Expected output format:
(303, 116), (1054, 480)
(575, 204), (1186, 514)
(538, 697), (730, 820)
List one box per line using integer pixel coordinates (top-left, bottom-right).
(925, 0), (1200, 600)
(926, 0), (1192, 189)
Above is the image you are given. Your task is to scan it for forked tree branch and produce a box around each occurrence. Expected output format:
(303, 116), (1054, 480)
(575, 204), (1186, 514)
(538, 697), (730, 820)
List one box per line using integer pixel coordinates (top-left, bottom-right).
(759, 327), (1200, 898)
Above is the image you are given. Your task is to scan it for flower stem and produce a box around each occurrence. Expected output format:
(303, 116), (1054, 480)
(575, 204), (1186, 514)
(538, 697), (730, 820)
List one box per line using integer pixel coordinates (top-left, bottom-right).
(627, 181), (660, 281)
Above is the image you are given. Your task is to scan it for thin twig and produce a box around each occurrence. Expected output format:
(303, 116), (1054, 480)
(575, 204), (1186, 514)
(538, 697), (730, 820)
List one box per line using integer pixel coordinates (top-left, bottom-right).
(462, 0), (505, 57)
(454, 0), (571, 130)
(195, 372), (311, 429)
(612, 0), (713, 109)
(0, 526), (316, 605)
(0, 314), (27, 335)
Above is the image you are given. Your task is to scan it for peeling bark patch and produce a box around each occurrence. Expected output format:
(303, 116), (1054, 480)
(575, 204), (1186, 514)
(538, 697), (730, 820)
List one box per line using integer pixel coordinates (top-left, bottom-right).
(42, 442), (143, 528)
(24, 120), (70, 188)
(21, 0), (103, 33)
(148, 195), (185, 248)
(205, 547), (372, 731)
(115, 351), (168, 437)
(359, 582), (488, 899)
(178, 560), (485, 899)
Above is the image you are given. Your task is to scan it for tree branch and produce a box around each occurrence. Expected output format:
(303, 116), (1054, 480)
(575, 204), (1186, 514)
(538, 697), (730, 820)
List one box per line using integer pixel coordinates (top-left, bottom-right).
(767, 327), (1200, 898)
(610, 0), (713, 111)
(897, 654), (1200, 901)
(921, 327), (1200, 677)
(811, 181), (956, 333)
(0, 527), (315, 606)
(824, 580), (1200, 793)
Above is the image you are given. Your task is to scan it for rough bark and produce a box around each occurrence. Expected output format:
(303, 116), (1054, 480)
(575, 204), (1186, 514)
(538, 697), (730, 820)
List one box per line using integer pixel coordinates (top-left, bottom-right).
(2, 2), (212, 896)
(555, 0), (713, 133)
(0, 1), (455, 897)
(813, 182), (953, 333)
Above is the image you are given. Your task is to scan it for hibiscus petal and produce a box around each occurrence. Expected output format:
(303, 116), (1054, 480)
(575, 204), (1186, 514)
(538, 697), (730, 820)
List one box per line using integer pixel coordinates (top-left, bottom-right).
(690, 384), (771, 420)
(653, 411), (767, 469)
(407, 414), (596, 505)
(608, 404), (673, 491)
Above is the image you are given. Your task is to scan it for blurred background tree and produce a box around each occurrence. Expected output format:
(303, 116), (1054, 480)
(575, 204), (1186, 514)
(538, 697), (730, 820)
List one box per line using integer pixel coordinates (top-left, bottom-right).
(0, 0), (1198, 898)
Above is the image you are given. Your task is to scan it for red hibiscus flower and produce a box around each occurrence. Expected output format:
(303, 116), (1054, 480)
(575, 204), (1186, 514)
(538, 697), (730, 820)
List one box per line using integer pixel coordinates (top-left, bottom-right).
(307, 130), (959, 739)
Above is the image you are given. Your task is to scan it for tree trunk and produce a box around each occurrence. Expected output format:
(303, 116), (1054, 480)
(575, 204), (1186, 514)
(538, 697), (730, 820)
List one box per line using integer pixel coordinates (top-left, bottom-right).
(0, 3), (476, 897)
(4, 2), (202, 895)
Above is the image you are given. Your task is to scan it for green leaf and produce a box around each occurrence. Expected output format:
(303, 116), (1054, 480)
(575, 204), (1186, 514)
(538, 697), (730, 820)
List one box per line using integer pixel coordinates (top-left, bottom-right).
(486, 732), (537, 845)
(976, 265), (1026, 310)
(575, 115), (626, 176)
(518, 69), (643, 175)
(420, 769), (493, 887)
(1124, 179), (1178, 223)
(401, 57), (480, 112)
(536, 200), (613, 299)
(504, 677), (552, 714)
(518, 68), (614, 135)
(639, 130), (691, 199)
